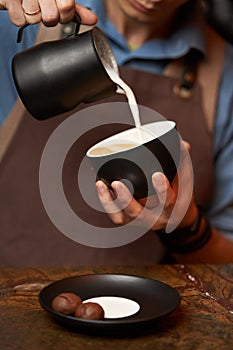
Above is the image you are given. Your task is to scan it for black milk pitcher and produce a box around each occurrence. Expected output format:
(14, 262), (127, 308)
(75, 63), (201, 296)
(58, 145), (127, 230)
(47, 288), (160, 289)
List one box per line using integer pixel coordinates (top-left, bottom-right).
(12, 19), (119, 120)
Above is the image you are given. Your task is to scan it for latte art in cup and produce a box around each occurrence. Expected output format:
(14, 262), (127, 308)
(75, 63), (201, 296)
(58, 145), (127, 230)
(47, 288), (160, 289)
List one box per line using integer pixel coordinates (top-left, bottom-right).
(89, 143), (140, 156)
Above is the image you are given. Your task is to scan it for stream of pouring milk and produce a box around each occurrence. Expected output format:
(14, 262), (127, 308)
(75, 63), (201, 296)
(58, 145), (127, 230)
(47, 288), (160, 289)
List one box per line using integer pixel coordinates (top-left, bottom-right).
(106, 63), (157, 144)
(108, 70), (141, 129)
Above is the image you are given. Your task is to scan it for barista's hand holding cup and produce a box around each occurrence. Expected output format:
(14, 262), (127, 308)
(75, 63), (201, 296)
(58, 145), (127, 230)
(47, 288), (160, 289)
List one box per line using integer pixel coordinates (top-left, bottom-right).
(86, 121), (181, 204)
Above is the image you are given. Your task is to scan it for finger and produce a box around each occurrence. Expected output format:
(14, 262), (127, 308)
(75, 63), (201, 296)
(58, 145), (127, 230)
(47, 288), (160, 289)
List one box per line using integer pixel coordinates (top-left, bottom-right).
(39, 1), (98, 26)
(33, 0), (97, 27)
(152, 172), (176, 211)
(174, 140), (193, 193)
(74, 3), (98, 25)
(182, 140), (191, 153)
(111, 181), (143, 220)
(165, 140), (195, 232)
(36, 0), (59, 26)
(22, 0), (42, 24)
(96, 181), (125, 225)
(6, 0), (26, 26)
(54, 0), (75, 24)
(170, 140), (189, 194)
(112, 181), (163, 229)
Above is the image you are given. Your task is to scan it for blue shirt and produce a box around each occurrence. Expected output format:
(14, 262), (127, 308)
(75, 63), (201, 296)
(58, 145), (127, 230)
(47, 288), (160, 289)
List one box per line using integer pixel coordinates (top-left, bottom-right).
(1, 1), (233, 239)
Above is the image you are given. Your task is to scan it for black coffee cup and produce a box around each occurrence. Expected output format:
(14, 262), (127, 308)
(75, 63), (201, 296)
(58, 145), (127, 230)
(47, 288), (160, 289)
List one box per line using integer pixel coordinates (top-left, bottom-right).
(12, 20), (118, 120)
(86, 121), (181, 200)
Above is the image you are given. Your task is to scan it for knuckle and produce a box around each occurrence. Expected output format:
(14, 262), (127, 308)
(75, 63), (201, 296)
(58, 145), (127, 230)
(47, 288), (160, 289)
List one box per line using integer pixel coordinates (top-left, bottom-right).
(42, 14), (59, 25)
(58, 1), (75, 15)
(13, 18), (27, 26)
(10, 14), (27, 26)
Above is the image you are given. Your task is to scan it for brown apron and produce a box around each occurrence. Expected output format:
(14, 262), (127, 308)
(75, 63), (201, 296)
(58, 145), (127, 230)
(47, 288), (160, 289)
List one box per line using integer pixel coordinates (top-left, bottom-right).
(0, 25), (224, 267)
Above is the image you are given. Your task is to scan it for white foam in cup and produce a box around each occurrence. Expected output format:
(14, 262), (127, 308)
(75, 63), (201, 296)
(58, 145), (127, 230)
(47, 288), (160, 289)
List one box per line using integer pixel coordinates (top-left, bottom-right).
(87, 121), (176, 157)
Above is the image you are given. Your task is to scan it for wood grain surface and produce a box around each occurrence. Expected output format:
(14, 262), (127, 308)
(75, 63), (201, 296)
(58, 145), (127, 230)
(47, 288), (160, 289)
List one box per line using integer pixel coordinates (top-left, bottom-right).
(0, 265), (232, 350)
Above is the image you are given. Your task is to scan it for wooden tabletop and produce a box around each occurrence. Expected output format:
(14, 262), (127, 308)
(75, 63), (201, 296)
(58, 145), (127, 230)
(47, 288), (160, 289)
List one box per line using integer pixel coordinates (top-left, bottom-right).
(0, 264), (232, 350)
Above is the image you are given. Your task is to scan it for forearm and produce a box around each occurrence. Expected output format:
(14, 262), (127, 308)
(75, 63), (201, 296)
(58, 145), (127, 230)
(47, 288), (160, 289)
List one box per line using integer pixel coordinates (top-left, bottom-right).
(156, 205), (233, 263)
(171, 227), (233, 263)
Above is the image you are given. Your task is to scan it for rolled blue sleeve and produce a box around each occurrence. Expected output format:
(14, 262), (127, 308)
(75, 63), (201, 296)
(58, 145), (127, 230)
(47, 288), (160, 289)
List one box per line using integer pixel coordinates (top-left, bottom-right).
(207, 43), (233, 240)
(0, 13), (37, 125)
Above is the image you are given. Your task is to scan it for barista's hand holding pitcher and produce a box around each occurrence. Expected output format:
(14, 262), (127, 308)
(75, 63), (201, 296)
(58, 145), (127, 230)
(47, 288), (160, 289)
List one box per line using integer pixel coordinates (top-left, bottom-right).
(0, 0), (97, 26)
(96, 140), (198, 232)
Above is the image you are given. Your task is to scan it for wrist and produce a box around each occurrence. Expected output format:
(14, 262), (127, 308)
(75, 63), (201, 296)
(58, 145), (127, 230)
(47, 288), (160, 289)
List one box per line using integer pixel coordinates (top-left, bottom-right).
(157, 206), (212, 253)
(178, 203), (199, 229)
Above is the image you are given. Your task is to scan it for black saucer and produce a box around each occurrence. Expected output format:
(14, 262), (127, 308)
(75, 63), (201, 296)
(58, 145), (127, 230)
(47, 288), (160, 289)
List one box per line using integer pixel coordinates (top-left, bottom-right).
(38, 273), (180, 335)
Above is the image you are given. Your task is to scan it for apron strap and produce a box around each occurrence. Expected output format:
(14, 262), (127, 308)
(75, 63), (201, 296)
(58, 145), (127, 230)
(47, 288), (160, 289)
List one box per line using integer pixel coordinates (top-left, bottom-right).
(199, 26), (225, 133)
(164, 25), (225, 134)
(173, 48), (204, 99)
